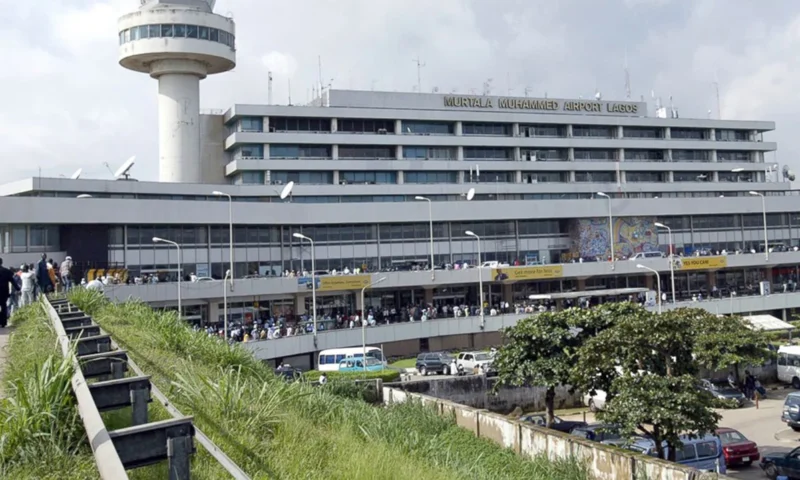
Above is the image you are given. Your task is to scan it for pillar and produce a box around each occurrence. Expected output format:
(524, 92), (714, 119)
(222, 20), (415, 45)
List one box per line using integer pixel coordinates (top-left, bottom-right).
(617, 125), (624, 138)
(568, 147), (574, 161)
(576, 278), (586, 291)
(458, 171), (466, 183)
(332, 145), (339, 159)
(512, 123), (520, 137)
(513, 147), (521, 161)
(711, 150), (718, 162)
(566, 125), (573, 138)
(295, 293), (308, 315)
(515, 171), (522, 183)
(332, 171), (340, 184)
(502, 283), (513, 304)
(664, 126), (671, 139)
(397, 171), (404, 184)
(262, 116), (269, 132)
(709, 128), (716, 141)
(331, 118), (338, 133)
(455, 121), (463, 136)
(396, 145), (403, 160)
(263, 144), (270, 160)
(395, 119), (402, 134)
(457, 146), (464, 161)
(668, 171), (674, 183)
(619, 148), (625, 162)
(424, 288), (433, 305)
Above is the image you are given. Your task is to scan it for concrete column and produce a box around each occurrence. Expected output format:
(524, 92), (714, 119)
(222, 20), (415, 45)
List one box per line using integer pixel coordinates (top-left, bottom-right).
(512, 123), (520, 137)
(355, 293), (364, 312)
(502, 283), (513, 303)
(263, 144), (270, 160)
(458, 171), (465, 183)
(568, 147), (574, 161)
(455, 121), (463, 136)
(295, 293), (308, 315)
(619, 148), (625, 162)
(569, 171), (576, 182)
(397, 171), (404, 184)
(711, 150), (718, 162)
(331, 118), (338, 133)
(566, 125), (573, 138)
(765, 267), (774, 284)
(576, 278), (586, 290)
(262, 116), (269, 132)
(396, 145), (403, 160)
(617, 126), (624, 138)
(709, 128), (716, 141)
(666, 149), (672, 162)
(457, 146), (464, 161)
(424, 288), (434, 305)
(332, 145), (339, 159)
(645, 274), (654, 290)
(515, 171), (522, 183)
(332, 170), (340, 185)
(395, 119), (402, 134)
(620, 171), (627, 184)
(713, 171), (719, 182)
(664, 126), (671, 139)
(513, 147), (521, 161)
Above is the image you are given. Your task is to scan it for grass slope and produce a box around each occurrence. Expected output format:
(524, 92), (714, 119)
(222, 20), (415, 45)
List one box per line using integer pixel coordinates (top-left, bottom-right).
(70, 289), (591, 480)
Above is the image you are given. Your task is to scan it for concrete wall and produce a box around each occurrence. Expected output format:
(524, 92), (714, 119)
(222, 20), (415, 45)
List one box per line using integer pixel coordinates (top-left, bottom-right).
(388, 376), (583, 414)
(700, 362), (777, 384)
(383, 386), (733, 480)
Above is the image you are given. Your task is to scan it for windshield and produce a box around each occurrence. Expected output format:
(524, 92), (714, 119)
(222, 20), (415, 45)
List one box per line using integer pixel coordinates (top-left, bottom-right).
(718, 431), (747, 445)
(475, 353), (491, 361)
(365, 358), (382, 366)
(707, 380), (730, 390)
(786, 395), (800, 407)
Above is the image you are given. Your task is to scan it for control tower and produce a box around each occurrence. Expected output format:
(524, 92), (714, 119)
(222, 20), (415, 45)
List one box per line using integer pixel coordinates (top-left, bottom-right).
(118, 0), (236, 183)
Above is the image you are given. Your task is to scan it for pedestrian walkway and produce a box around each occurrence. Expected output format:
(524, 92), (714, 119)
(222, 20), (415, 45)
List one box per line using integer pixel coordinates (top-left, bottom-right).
(0, 326), (9, 398)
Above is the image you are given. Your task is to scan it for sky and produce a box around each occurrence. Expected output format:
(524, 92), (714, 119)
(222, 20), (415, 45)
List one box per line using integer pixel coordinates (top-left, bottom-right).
(0, 0), (797, 182)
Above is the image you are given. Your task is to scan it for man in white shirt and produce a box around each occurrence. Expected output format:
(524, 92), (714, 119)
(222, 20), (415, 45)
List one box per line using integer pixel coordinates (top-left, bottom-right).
(86, 278), (104, 292)
(20, 265), (36, 306)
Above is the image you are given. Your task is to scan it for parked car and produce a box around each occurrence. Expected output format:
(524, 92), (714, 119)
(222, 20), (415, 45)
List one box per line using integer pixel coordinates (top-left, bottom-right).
(456, 351), (493, 374)
(519, 414), (588, 433)
(571, 424), (622, 443)
(629, 251), (664, 260)
(699, 379), (746, 407)
(715, 428), (759, 466)
(274, 365), (303, 382)
(761, 446), (800, 479)
(415, 352), (455, 376)
(337, 357), (385, 373)
(781, 392), (800, 431)
(625, 434), (727, 473)
(583, 389), (607, 412)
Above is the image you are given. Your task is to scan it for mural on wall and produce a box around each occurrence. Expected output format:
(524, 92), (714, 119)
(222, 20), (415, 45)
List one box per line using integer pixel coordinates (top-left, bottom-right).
(571, 217), (660, 259)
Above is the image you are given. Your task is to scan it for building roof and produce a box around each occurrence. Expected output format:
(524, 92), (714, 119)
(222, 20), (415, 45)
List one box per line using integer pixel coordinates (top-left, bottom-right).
(743, 314), (795, 331)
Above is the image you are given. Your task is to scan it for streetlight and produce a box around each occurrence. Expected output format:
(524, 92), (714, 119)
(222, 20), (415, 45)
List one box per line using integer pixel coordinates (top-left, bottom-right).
(153, 236), (181, 317)
(223, 269), (230, 340)
(212, 190), (234, 287)
(749, 191), (768, 261)
(415, 196), (435, 280)
(361, 277), (387, 372)
(654, 222), (676, 304)
(465, 230), (485, 329)
(293, 232), (317, 340)
(637, 264), (662, 314)
(597, 192), (614, 268)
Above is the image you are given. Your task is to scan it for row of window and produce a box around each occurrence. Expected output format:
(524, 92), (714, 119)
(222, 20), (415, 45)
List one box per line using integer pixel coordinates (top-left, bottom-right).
(0, 225), (60, 253)
(119, 24), (234, 48)
(238, 117), (759, 142)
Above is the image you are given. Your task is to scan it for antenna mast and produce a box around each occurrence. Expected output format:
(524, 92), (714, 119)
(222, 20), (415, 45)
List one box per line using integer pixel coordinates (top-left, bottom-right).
(412, 56), (425, 93)
(317, 55), (323, 98)
(713, 72), (722, 119)
(288, 78), (292, 105)
(268, 71), (273, 105)
(624, 48), (631, 100)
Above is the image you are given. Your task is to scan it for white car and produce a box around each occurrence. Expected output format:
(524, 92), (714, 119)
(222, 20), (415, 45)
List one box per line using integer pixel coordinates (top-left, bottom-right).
(456, 351), (493, 374)
(584, 389), (607, 412)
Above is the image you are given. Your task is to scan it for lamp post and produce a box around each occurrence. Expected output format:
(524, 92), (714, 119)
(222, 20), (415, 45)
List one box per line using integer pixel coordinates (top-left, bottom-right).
(212, 191), (234, 287)
(749, 191), (768, 261)
(597, 192), (614, 269)
(465, 230), (485, 329)
(293, 233), (317, 339)
(654, 222), (675, 304)
(153, 236), (181, 317)
(361, 277), (387, 372)
(637, 264), (661, 314)
(415, 196), (435, 280)
(223, 269), (230, 340)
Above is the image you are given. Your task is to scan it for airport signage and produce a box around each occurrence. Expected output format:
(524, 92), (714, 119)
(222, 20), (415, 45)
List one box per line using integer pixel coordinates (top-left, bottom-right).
(298, 274), (372, 292)
(491, 265), (564, 282)
(675, 256), (728, 271)
(443, 96), (642, 115)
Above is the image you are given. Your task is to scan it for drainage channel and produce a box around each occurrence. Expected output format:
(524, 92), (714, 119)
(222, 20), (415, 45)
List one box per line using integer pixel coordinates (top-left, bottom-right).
(45, 296), (250, 480)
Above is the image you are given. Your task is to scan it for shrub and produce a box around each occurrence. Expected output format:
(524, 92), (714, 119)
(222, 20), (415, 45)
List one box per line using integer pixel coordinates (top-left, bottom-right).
(304, 369), (400, 383)
(711, 397), (742, 409)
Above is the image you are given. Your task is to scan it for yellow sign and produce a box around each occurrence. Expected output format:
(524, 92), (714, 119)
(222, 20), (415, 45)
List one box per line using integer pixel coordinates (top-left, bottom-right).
(491, 266), (564, 282)
(676, 256), (727, 271)
(317, 275), (372, 292)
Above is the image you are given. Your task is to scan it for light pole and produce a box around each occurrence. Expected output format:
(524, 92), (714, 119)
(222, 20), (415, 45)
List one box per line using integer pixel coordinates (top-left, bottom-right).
(293, 233), (317, 340)
(597, 192), (614, 269)
(153, 236), (181, 317)
(749, 191), (768, 261)
(212, 190), (234, 287)
(637, 264), (662, 314)
(654, 222), (676, 304)
(465, 230), (485, 329)
(415, 196), (435, 280)
(361, 277), (387, 372)
(223, 269), (230, 340)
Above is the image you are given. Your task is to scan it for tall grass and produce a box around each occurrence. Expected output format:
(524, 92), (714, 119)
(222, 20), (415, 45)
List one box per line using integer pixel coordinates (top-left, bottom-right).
(71, 289), (592, 480)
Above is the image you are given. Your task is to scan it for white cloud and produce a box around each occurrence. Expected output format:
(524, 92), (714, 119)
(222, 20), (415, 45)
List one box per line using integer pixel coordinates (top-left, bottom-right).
(260, 52), (298, 76)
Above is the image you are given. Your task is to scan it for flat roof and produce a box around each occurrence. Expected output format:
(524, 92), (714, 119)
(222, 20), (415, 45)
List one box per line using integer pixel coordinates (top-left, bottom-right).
(744, 314), (795, 332)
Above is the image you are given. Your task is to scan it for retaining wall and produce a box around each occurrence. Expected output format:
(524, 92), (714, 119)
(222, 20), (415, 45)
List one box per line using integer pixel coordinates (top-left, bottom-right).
(383, 386), (734, 480)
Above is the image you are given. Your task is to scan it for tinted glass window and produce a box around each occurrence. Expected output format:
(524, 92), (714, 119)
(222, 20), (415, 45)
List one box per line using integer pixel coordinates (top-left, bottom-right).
(695, 441), (717, 459)
(675, 444), (697, 461)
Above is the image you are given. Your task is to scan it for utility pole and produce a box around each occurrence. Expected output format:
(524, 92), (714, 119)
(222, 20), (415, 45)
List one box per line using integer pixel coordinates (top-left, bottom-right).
(268, 71), (273, 105)
(713, 71), (722, 119)
(412, 56), (425, 93)
(624, 48), (631, 100)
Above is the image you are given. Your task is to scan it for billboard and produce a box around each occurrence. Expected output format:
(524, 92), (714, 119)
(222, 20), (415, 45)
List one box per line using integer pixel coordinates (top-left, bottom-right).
(491, 265), (564, 282)
(298, 274), (372, 292)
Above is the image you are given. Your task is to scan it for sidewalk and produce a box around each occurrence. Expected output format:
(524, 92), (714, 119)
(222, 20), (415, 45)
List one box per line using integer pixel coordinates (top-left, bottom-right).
(0, 326), (9, 398)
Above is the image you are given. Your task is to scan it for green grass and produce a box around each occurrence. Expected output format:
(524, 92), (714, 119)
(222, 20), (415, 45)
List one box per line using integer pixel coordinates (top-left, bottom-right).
(389, 357), (417, 369)
(69, 289), (593, 480)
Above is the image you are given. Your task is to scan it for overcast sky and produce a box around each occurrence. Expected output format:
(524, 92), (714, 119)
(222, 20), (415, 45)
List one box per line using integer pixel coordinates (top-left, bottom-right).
(1, 0), (796, 182)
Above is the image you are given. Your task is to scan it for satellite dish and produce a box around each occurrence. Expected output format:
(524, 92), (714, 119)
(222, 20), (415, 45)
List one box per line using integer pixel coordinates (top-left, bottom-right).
(279, 181), (294, 200)
(466, 188), (475, 201)
(114, 156), (136, 179)
(70, 168), (82, 180)
(784, 166), (797, 182)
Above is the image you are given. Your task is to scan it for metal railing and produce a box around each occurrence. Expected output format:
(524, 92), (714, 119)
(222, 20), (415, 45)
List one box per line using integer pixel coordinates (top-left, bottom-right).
(43, 296), (250, 480)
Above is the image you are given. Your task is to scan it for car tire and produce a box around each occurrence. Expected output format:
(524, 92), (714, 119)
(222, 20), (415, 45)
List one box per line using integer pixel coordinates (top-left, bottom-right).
(589, 399), (598, 413)
(793, 377), (800, 390)
(763, 462), (778, 480)
(420, 366), (427, 376)
(792, 426), (800, 432)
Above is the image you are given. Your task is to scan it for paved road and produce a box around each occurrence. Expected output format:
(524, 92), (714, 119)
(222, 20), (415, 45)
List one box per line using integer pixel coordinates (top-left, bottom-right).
(0, 326), (10, 398)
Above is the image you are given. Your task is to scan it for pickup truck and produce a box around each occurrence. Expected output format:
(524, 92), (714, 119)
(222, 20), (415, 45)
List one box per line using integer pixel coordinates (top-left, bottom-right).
(456, 351), (493, 374)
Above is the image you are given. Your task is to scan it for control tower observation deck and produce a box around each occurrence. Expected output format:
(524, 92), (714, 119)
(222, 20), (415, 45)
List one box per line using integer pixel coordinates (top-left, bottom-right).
(118, 0), (236, 183)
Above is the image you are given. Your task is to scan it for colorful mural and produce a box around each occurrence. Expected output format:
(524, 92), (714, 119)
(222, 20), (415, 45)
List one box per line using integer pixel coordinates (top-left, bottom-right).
(571, 217), (660, 259)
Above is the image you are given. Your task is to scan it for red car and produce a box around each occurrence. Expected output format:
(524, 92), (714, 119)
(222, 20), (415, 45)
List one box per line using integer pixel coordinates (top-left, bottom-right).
(716, 428), (760, 466)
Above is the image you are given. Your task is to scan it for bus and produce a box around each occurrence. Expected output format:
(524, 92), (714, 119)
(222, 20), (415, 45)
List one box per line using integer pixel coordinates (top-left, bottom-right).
(317, 347), (386, 372)
(777, 345), (800, 388)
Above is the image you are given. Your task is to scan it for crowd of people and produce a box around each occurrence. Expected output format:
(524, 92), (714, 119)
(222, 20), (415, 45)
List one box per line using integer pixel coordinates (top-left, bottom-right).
(0, 254), (75, 328)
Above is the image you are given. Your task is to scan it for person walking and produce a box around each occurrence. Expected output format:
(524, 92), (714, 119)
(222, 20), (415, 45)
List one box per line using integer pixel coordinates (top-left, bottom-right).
(36, 254), (52, 295)
(20, 265), (36, 307)
(60, 256), (73, 292)
(0, 258), (20, 328)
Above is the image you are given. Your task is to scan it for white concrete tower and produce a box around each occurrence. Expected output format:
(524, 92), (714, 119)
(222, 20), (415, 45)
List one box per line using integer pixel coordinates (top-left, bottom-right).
(118, 0), (235, 183)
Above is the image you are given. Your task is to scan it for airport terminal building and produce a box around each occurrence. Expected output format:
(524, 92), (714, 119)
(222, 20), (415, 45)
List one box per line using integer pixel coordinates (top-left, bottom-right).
(4, 89), (800, 364)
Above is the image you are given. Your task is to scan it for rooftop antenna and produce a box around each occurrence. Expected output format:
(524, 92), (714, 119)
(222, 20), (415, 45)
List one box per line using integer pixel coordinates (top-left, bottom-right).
(267, 71), (273, 105)
(524, 86), (531, 97)
(317, 55), (323, 99)
(103, 162), (115, 178)
(624, 48), (631, 100)
(114, 156), (136, 180)
(482, 78), (493, 95)
(70, 168), (82, 180)
(595, 90), (602, 101)
(431, 86), (439, 93)
(288, 78), (293, 105)
(412, 56), (425, 93)
(713, 71), (722, 119)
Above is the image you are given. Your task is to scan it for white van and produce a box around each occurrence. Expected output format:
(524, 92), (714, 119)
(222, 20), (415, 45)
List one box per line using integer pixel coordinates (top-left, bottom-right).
(629, 251), (664, 260)
(317, 347), (386, 372)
